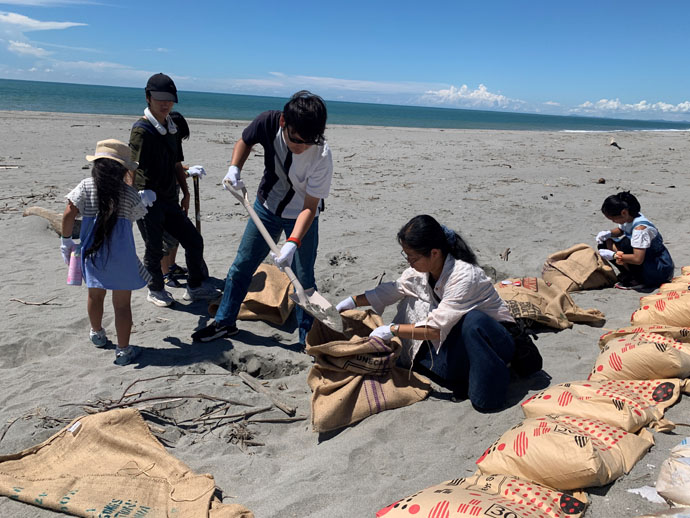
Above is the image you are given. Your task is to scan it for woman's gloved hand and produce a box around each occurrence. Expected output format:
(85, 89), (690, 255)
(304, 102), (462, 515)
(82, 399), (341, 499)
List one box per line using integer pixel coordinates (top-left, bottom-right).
(598, 249), (615, 261)
(336, 296), (356, 312)
(596, 230), (612, 244)
(370, 324), (394, 342)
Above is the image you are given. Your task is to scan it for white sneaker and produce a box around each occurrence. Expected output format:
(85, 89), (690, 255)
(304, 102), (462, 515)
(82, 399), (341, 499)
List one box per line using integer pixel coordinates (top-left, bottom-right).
(89, 328), (108, 348)
(183, 282), (220, 301)
(147, 289), (174, 307)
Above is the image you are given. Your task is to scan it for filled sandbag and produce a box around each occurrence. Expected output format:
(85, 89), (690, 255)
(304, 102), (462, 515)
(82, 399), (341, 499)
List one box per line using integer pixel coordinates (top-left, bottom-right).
(0, 408), (253, 518)
(208, 263), (295, 324)
(681, 266), (690, 276)
(655, 281), (690, 293)
(306, 310), (431, 432)
(542, 243), (618, 292)
(495, 277), (606, 330)
(521, 379), (687, 432)
(376, 472), (588, 518)
(655, 437), (690, 507)
(632, 297), (690, 327)
(640, 290), (690, 306)
(598, 324), (690, 351)
(475, 415), (654, 490)
(589, 332), (690, 381)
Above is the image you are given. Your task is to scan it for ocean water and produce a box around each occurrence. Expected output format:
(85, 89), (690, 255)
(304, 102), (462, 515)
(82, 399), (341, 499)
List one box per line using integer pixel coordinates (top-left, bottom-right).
(1, 78), (688, 132)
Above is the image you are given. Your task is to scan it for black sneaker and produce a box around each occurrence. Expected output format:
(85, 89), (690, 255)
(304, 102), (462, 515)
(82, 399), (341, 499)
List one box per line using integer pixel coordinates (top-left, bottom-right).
(191, 321), (238, 342)
(169, 263), (188, 277)
(164, 273), (183, 288)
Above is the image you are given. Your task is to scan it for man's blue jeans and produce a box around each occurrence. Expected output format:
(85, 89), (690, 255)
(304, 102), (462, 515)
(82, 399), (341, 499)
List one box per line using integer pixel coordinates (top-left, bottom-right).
(414, 310), (515, 410)
(215, 199), (318, 342)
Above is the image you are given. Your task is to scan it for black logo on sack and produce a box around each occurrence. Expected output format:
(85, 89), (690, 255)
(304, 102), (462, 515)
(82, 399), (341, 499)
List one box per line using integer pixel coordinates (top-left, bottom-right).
(574, 436), (589, 448)
(655, 342), (667, 352)
(612, 399), (625, 411)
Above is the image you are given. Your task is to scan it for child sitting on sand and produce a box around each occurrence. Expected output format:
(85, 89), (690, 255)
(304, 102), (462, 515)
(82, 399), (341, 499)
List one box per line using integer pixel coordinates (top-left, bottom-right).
(596, 191), (674, 290)
(61, 139), (153, 365)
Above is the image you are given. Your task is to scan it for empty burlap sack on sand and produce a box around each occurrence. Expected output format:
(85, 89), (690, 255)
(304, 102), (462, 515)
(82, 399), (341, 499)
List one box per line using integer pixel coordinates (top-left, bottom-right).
(208, 263), (295, 324)
(0, 408), (253, 517)
(656, 437), (690, 507)
(598, 324), (690, 350)
(631, 296), (690, 327)
(495, 277), (606, 330)
(476, 415), (654, 490)
(306, 310), (431, 433)
(376, 472), (588, 518)
(589, 332), (690, 381)
(542, 243), (618, 292)
(522, 379), (689, 432)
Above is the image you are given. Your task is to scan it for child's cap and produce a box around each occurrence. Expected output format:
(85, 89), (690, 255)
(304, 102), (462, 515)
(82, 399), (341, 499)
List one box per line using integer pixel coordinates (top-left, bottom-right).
(86, 139), (138, 171)
(145, 73), (178, 102)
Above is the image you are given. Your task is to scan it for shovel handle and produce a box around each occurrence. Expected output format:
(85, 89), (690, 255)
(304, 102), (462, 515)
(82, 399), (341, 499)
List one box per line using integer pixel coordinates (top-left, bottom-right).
(193, 176), (201, 233)
(224, 181), (309, 306)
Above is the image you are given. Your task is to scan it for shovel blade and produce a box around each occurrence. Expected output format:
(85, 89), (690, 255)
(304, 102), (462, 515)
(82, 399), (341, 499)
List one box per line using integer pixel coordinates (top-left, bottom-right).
(289, 288), (343, 333)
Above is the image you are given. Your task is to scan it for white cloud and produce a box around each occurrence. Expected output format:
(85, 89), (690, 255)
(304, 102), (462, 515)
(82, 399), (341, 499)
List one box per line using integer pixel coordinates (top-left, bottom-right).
(8, 38), (48, 56)
(0, 11), (86, 30)
(420, 84), (525, 110)
(543, 101), (560, 106)
(572, 98), (690, 117)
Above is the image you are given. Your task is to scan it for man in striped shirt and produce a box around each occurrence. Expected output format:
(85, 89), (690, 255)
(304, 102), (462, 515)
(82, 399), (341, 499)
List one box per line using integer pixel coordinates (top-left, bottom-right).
(192, 91), (333, 345)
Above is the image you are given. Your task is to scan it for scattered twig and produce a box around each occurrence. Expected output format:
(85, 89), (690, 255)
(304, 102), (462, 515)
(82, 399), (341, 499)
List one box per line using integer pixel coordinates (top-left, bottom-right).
(499, 248), (511, 261)
(105, 393), (251, 412)
(10, 297), (60, 306)
(248, 416), (307, 424)
(237, 371), (296, 416)
(343, 153), (357, 160)
(0, 417), (21, 444)
(187, 406), (272, 424)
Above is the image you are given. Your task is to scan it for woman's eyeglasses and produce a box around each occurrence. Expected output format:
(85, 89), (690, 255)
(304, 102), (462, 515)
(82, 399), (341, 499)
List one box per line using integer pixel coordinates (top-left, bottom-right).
(286, 127), (324, 146)
(401, 250), (423, 265)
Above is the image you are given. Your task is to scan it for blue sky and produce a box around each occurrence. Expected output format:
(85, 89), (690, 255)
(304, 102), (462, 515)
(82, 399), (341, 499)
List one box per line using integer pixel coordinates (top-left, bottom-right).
(1, 0), (689, 120)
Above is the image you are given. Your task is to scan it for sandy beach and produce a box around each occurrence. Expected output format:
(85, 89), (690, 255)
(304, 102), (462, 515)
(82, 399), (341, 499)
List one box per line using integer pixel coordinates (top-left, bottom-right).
(1, 110), (690, 517)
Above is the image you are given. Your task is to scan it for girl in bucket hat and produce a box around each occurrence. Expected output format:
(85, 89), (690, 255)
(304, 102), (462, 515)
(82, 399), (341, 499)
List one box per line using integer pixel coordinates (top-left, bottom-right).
(61, 139), (154, 366)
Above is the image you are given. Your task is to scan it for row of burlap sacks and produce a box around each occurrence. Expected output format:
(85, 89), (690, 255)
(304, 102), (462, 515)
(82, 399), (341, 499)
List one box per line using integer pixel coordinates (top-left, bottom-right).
(631, 266), (690, 327)
(376, 250), (690, 517)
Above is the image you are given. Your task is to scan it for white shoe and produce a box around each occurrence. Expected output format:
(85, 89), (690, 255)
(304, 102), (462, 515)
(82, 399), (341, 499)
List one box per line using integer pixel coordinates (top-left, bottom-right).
(183, 282), (220, 301)
(147, 289), (174, 307)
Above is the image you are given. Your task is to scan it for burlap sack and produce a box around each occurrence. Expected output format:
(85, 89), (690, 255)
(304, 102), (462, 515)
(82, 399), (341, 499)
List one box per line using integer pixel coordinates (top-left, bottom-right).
(495, 277), (606, 330)
(306, 310), (431, 432)
(208, 263), (295, 324)
(0, 408), (253, 517)
(656, 437), (690, 506)
(589, 332), (690, 382)
(542, 243), (618, 292)
(376, 472), (588, 518)
(598, 324), (690, 351)
(521, 379), (687, 432)
(631, 296), (690, 327)
(640, 290), (690, 306)
(476, 415), (654, 490)
(655, 281), (690, 293)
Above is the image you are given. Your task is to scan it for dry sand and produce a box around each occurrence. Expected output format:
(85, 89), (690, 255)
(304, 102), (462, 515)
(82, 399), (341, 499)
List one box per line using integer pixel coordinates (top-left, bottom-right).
(1, 110), (689, 517)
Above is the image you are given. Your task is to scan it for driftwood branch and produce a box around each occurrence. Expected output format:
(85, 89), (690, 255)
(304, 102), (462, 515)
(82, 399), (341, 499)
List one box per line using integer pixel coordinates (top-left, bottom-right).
(248, 416), (307, 424)
(10, 297), (61, 306)
(237, 372), (296, 416)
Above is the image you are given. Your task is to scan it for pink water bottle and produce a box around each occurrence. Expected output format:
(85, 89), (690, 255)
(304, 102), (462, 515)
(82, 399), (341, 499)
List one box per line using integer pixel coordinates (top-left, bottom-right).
(67, 248), (82, 286)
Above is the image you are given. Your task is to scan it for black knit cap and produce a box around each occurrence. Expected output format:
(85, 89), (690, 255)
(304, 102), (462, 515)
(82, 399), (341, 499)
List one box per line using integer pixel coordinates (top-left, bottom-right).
(145, 73), (178, 102)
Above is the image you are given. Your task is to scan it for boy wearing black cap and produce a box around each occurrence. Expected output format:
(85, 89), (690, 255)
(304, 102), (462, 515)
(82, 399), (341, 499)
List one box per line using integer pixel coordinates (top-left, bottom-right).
(192, 90), (333, 344)
(129, 73), (218, 307)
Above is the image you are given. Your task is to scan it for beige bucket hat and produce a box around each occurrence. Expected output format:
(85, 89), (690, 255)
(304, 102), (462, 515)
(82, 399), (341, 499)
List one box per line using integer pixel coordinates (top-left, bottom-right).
(85, 139), (138, 171)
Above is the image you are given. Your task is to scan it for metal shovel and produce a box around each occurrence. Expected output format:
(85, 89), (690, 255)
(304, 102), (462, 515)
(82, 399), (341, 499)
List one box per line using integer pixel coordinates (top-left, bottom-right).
(224, 180), (343, 333)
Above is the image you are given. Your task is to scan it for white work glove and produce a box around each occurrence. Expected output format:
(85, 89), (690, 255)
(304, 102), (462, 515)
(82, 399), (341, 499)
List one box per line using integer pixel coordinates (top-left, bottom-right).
(370, 324), (394, 342)
(187, 165), (206, 178)
(138, 189), (157, 208)
(336, 296), (357, 312)
(271, 241), (297, 271)
(599, 249), (615, 261)
(596, 230), (612, 244)
(223, 165), (244, 191)
(60, 237), (75, 265)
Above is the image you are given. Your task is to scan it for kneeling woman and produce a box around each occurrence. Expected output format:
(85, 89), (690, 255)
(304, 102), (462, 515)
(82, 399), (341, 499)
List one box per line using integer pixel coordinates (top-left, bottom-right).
(336, 215), (516, 411)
